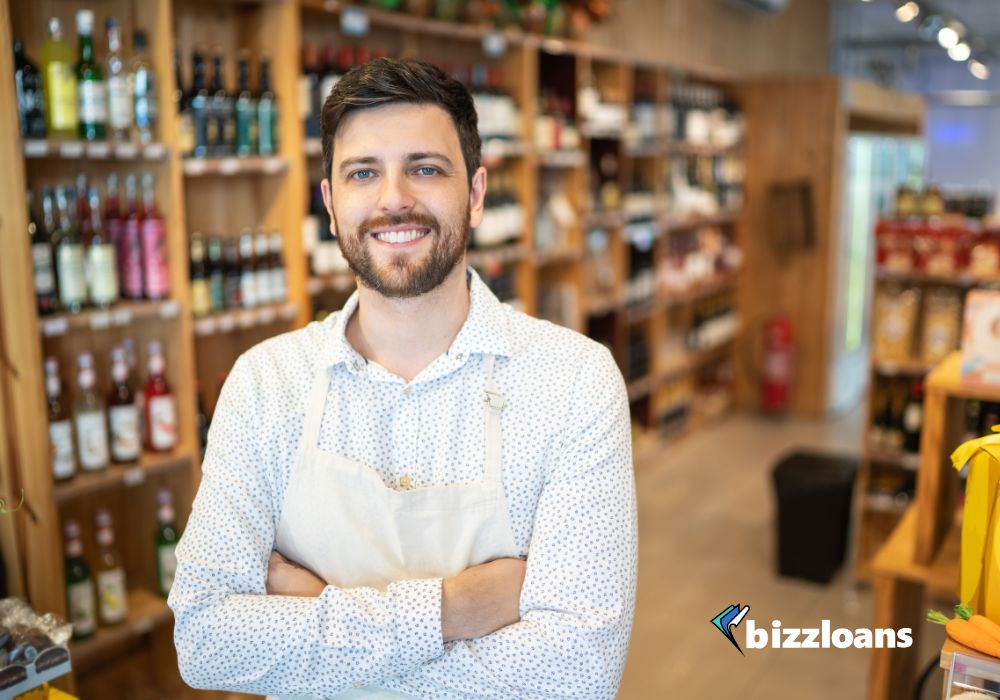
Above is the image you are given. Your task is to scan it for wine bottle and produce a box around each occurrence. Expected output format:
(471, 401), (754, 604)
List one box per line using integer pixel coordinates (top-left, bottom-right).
(121, 174), (145, 300)
(41, 17), (77, 139)
(75, 10), (107, 141)
(190, 235), (211, 317)
(257, 56), (278, 157)
(235, 52), (257, 157)
(94, 509), (128, 625)
(75, 352), (110, 472)
(85, 186), (119, 308)
(29, 189), (59, 315)
(105, 17), (132, 143)
(54, 186), (87, 313)
(64, 520), (97, 640)
(45, 357), (76, 481)
(140, 174), (169, 300)
(144, 340), (177, 452)
(131, 30), (158, 145)
(14, 39), (46, 139)
(108, 346), (140, 464)
(155, 489), (180, 597)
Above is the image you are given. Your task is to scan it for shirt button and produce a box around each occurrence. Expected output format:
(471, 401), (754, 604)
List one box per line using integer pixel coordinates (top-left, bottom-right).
(399, 475), (413, 490)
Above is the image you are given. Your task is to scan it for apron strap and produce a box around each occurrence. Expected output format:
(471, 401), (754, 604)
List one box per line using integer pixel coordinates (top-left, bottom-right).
(303, 367), (331, 447)
(483, 354), (504, 484)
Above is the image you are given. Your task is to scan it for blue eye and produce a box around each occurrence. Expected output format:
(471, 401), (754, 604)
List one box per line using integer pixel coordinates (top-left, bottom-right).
(415, 166), (439, 176)
(351, 169), (375, 181)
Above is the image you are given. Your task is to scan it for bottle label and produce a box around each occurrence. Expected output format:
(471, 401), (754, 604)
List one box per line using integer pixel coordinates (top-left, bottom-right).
(271, 269), (287, 303)
(49, 419), (76, 479)
(240, 272), (256, 308)
(67, 579), (97, 636)
(141, 217), (169, 298)
(108, 75), (133, 130)
(75, 409), (109, 470)
(32, 243), (56, 294)
(158, 543), (178, 594)
(46, 62), (78, 130)
(86, 243), (119, 305)
(191, 279), (211, 317)
(149, 395), (177, 450)
(122, 222), (144, 297)
(109, 404), (141, 462)
(903, 404), (923, 433)
(56, 244), (87, 306)
(97, 567), (128, 624)
(78, 80), (108, 124)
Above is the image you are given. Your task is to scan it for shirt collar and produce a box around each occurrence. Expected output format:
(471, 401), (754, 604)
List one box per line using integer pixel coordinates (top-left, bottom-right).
(322, 266), (514, 370)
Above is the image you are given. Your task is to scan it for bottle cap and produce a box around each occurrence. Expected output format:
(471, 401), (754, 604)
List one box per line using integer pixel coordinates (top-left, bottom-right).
(95, 509), (112, 529)
(157, 489), (173, 506)
(77, 352), (94, 370)
(64, 519), (80, 538)
(75, 10), (94, 33)
(148, 339), (162, 356)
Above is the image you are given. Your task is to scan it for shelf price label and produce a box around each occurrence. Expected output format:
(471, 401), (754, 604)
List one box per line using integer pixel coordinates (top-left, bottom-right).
(41, 317), (68, 337)
(115, 143), (139, 160)
(219, 158), (239, 175)
(483, 32), (507, 59)
(341, 6), (369, 37)
(23, 140), (48, 157)
(217, 314), (236, 333)
(143, 144), (167, 160)
(123, 466), (146, 487)
(183, 159), (207, 176)
(159, 300), (181, 319)
(58, 141), (84, 158)
(89, 312), (112, 330)
(111, 308), (133, 326)
(86, 142), (111, 159)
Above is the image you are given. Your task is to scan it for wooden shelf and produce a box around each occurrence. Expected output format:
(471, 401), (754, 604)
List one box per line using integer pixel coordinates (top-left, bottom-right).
(666, 140), (743, 158)
(927, 351), (1000, 404)
(38, 300), (183, 338)
(533, 246), (584, 266)
(864, 492), (910, 516)
(181, 156), (289, 177)
(872, 358), (937, 377)
(23, 140), (170, 161)
(663, 273), (739, 306)
(875, 267), (1000, 288)
(624, 143), (666, 158)
(940, 636), (1000, 671)
(661, 335), (738, 378)
(664, 209), (741, 231)
(467, 243), (528, 269)
(580, 124), (625, 140)
(70, 588), (173, 675)
(537, 150), (587, 168)
(192, 302), (298, 337)
(871, 505), (958, 598)
(308, 273), (355, 295)
(54, 452), (194, 505)
(866, 447), (921, 471)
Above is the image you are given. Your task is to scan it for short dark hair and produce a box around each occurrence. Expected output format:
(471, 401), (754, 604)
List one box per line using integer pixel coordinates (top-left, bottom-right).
(321, 58), (481, 186)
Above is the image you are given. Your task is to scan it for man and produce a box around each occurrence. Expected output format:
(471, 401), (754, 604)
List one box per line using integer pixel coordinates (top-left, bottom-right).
(170, 58), (637, 699)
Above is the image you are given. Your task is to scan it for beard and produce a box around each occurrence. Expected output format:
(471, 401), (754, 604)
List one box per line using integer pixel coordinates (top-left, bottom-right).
(334, 204), (470, 299)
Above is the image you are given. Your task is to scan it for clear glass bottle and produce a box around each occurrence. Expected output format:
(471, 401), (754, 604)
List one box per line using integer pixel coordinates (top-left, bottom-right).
(254, 230), (271, 305)
(105, 17), (133, 143)
(14, 39), (46, 139)
(30, 189), (58, 315)
(75, 10), (107, 141)
(64, 519), (97, 640)
(75, 352), (109, 472)
(131, 30), (157, 145)
(144, 340), (177, 452)
(239, 231), (257, 308)
(45, 357), (76, 481)
(155, 489), (180, 597)
(40, 17), (77, 139)
(108, 346), (140, 464)
(94, 509), (128, 625)
(85, 186), (119, 307)
(269, 231), (286, 303)
(54, 186), (87, 313)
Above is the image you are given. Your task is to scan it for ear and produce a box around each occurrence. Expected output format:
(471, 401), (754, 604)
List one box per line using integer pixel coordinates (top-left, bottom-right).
(320, 178), (338, 237)
(467, 166), (488, 229)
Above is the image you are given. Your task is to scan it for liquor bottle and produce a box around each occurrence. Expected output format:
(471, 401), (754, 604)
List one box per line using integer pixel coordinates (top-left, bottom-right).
(105, 174), (123, 294)
(155, 489), (180, 597)
(94, 509), (128, 625)
(189, 51), (210, 158)
(29, 189), (58, 315)
(257, 56), (278, 157)
(105, 17), (132, 143)
(254, 230), (271, 305)
(131, 30), (157, 145)
(175, 49), (194, 155)
(196, 383), (210, 460)
(235, 53), (257, 157)
(207, 236), (225, 311)
(140, 174), (169, 300)
(85, 186), (119, 308)
(122, 336), (145, 445)
(144, 340), (177, 452)
(269, 231), (286, 303)
(190, 235), (211, 317)
(75, 174), (91, 239)
(107, 346), (140, 464)
(75, 352), (110, 472)
(223, 237), (242, 309)
(75, 10), (107, 141)
(14, 39), (46, 139)
(238, 231), (257, 308)
(882, 380), (904, 452)
(121, 174), (144, 300)
(301, 42), (320, 138)
(902, 378), (923, 454)
(209, 50), (233, 156)
(45, 358), (76, 481)
(54, 186), (87, 313)
(41, 17), (77, 139)
(64, 520), (97, 640)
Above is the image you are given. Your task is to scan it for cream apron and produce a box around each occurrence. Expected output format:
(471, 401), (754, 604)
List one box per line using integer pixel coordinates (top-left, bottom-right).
(269, 354), (519, 699)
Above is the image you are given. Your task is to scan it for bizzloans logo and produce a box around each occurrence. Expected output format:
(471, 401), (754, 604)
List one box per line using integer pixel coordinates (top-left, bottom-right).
(711, 603), (912, 655)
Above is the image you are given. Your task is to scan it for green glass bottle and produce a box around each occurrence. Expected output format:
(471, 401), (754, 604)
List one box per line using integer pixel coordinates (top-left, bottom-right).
(75, 10), (107, 141)
(155, 489), (180, 597)
(256, 56), (278, 157)
(64, 519), (97, 640)
(235, 52), (257, 157)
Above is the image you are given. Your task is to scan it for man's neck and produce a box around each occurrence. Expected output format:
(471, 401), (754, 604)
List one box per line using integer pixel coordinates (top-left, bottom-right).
(345, 262), (471, 383)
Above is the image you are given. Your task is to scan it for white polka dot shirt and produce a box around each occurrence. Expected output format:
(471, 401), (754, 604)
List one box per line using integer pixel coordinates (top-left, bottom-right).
(169, 267), (638, 699)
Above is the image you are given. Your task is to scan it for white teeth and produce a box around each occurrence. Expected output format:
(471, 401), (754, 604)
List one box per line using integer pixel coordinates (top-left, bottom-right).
(374, 229), (427, 244)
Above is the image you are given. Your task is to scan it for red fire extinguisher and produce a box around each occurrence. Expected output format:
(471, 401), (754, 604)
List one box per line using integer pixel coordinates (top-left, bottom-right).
(761, 314), (794, 413)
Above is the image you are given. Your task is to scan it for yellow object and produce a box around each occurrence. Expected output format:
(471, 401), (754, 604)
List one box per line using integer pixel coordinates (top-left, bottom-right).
(15, 684), (78, 699)
(953, 425), (1000, 620)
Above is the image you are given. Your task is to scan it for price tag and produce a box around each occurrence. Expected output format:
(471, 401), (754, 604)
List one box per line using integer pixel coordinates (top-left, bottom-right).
(262, 157), (286, 174)
(115, 143), (139, 159)
(158, 300), (181, 319)
(143, 143), (167, 160)
(237, 310), (256, 329)
(219, 158), (239, 175)
(41, 317), (68, 337)
(194, 318), (216, 336)
(183, 159), (207, 176)
(123, 466), (146, 487)
(59, 141), (84, 158)
(307, 278), (322, 295)
(280, 303), (298, 320)
(305, 139), (322, 157)
(89, 312), (111, 330)
(23, 140), (48, 157)
(340, 6), (369, 37)
(323, 0), (340, 10)
(111, 308), (133, 326)
(483, 31), (507, 59)
(257, 307), (276, 325)
(87, 142), (111, 159)
(217, 314), (236, 333)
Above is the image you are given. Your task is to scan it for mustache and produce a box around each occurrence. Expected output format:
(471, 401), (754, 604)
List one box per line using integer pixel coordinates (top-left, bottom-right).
(358, 212), (439, 236)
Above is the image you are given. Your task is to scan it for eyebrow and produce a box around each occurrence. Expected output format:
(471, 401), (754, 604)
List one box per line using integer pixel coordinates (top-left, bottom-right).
(337, 152), (456, 175)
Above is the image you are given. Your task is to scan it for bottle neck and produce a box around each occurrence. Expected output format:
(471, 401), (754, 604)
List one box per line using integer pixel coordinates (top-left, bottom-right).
(79, 32), (95, 65)
(66, 538), (83, 558)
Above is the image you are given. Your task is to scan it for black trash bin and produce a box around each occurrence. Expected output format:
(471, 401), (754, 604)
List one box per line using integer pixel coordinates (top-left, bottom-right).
(772, 450), (858, 584)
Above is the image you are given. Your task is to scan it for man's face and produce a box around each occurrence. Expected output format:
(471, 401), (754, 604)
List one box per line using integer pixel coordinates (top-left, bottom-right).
(321, 102), (487, 298)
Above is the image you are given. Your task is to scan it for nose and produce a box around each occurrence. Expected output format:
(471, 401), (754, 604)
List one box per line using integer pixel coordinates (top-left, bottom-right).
(376, 171), (416, 216)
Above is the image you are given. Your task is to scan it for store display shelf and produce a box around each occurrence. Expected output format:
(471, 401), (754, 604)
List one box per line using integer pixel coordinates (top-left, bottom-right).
(182, 156), (288, 177)
(927, 352), (1000, 404)
(54, 452), (194, 505)
(664, 209), (741, 232)
(467, 243), (528, 269)
(660, 335), (737, 378)
(580, 124), (625, 140)
(624, 143), (665, 159)
(940, 637), (997, 671)
(663, 273), (739, 306)
(583, 209), (627, 229)
(308, 273), (355, 295)
(39, 300), (182, 338)
(871, 504), (958, 598)
(666, 140), (743, 158)
(537, 149), (587, 168)
(532, 246), (583, 267)
(866, 447), (921, 471)
(193, 302), (298, 337)
(864, 492), (910, 516)
(22, 139), (170, 161)
(70, 588), (172, 675)
(875, 267), (1000, 288)
(481, 139), (532, 162)
(627, 374), (657, 402)
(872, 357), (936, 377)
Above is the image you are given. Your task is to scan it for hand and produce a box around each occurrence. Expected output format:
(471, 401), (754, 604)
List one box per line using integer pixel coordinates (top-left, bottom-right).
(266, 550), (326, 597)
(441, 558), (526, 643)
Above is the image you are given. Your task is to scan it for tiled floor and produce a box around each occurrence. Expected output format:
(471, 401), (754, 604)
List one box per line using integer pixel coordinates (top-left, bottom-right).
(619, 409), (948, 700)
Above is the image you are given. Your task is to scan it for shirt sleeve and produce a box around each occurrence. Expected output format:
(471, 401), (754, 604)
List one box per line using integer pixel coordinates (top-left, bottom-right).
(382, 345), (638, 699)
(168, 354), (445, 697)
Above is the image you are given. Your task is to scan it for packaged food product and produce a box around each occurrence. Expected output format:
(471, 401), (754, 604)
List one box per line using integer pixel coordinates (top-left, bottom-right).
(873, 283), (921, 363)
(922, 287), (963, 364)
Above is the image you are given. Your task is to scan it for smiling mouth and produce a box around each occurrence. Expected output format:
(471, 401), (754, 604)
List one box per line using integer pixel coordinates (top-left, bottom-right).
(371, 228), (431, 245)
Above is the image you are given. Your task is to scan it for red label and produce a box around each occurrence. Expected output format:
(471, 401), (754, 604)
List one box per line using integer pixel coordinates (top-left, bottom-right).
(141, 217), (170, 299)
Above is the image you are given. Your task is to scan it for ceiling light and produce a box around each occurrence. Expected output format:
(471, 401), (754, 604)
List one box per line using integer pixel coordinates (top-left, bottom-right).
(948, 42), (971, 61)
(969, 59), (990, 80)
(895, 1), (919, 22)
(937, 26), (959, 49)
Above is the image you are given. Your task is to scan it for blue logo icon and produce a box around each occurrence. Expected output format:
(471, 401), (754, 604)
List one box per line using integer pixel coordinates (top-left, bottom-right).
(712, 604), (751, 655)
